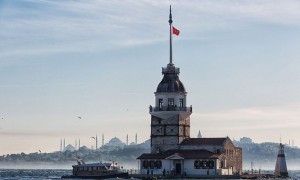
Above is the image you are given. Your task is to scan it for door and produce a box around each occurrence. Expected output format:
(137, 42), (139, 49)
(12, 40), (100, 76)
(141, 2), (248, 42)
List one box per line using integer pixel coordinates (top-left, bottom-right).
(175, 163), (181, 175)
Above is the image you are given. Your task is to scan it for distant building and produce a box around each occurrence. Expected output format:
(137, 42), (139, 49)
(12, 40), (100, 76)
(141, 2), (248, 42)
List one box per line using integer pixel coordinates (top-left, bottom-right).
(137, 6), (242, 176)
(101, 137), (126, 151)
(63, 144), (75, 152)
(239, 137), (253, 144)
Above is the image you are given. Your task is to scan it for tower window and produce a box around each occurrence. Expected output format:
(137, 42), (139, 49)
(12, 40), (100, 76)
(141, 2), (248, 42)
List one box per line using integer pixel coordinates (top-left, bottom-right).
(159, 99), (163, 109)
(179, 99), (184, 107)
(168, 98), (174, 106)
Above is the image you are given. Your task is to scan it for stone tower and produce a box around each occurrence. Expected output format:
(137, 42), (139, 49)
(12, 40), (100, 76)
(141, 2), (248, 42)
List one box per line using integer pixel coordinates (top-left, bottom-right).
(149, 6), (192, 153)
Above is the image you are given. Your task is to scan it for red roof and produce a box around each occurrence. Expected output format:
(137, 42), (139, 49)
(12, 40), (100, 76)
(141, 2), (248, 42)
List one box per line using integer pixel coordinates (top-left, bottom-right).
(180, 138), (227, 146)
(137, 149), (222, 160)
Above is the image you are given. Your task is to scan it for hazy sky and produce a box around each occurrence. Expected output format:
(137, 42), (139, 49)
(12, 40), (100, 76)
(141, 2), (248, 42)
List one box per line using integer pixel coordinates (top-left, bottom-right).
(1, 0), (300, 155)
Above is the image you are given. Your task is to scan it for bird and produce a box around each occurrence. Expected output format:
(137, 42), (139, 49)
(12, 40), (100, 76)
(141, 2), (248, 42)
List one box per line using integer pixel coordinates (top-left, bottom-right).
(91, 137), (96, 140)
(38, 150), (41, 153)
(78, 117), (81, 119)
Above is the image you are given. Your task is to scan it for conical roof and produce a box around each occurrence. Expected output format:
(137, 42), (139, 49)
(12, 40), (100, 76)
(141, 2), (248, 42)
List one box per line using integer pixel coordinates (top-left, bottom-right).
(156, 64), (186, 93)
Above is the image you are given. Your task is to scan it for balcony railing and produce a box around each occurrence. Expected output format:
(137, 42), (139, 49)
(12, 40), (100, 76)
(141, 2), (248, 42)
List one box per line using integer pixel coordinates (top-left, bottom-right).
(162, 67), (180, 74)
(149, 105), (192, 113)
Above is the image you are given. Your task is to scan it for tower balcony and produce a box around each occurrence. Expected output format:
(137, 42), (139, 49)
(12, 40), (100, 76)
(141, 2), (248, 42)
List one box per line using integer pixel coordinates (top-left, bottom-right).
(162, 66), (180, 74)
(149, 105), (192, 113)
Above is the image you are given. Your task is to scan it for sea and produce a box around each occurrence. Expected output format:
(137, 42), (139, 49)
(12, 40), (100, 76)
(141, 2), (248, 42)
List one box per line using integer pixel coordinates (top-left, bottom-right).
(0, 169), (71, 179)
(0, 169), (300, 179)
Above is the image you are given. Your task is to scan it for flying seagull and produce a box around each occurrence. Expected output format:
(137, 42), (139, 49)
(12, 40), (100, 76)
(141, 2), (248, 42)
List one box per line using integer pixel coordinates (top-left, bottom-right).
(78, 117), (81, 119)
(91, 137), (96, 140)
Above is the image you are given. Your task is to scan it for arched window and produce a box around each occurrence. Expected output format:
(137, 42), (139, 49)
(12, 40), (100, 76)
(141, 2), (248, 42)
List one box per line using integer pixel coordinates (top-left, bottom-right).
(194, 160), (215, 169)
(155, 160), (162, 169)
(194, 160), (202, 169)
(143, 160), (149, 169)
(150, 160), (155, 169)
(143, 160), (162, 169)
(208, 160), (214, 169)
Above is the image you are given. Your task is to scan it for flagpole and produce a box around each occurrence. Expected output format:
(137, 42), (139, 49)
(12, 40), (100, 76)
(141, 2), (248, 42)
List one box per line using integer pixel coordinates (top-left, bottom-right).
(169, 5), (173, 65)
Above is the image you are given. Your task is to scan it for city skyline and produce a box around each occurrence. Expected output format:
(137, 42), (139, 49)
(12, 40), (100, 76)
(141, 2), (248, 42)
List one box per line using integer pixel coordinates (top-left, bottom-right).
(1, 0), (300, 155)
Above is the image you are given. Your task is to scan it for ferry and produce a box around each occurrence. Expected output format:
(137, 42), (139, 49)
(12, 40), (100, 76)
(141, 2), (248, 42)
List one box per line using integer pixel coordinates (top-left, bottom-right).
(61, 159), (128, 179)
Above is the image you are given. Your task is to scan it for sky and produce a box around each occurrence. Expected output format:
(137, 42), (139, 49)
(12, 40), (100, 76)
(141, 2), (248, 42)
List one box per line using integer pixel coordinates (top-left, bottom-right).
(0, 0), (300, 155)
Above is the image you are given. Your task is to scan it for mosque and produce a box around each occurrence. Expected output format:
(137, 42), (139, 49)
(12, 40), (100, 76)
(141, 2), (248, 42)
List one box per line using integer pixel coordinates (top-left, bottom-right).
(137, 6), (242, 176)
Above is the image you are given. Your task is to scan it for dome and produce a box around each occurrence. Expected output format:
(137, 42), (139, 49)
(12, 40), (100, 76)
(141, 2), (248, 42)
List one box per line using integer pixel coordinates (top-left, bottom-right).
(156, 73), (186, 93)
(109, 137), (123, 144)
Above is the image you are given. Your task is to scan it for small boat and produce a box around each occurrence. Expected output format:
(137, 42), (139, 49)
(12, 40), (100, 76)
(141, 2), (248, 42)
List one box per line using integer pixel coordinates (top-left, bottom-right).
(62, 158), (128, 179)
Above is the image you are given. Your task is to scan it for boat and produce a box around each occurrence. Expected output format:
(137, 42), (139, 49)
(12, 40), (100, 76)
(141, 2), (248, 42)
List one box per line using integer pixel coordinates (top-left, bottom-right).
(61, 158), (128, 179)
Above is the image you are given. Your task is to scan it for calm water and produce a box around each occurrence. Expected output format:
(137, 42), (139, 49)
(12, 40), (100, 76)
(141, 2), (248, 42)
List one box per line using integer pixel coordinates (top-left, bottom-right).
(0, 169), (300, 179)
(0, 169), (71, 180)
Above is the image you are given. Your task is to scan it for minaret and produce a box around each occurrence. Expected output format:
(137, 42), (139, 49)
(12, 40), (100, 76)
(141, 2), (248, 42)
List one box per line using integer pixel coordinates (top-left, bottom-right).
(102, 134), (104, 146)
(275, 143), (288, 177)
(78, 139), (81, 149)
(126, 134), (129, 145)
(149, 6), (192, 153)
(63, 139), (66, 149)
(197, 130), (202, 138)
(96, 134), (98, 150)
(60, 139), (62, 151)
(75, 139), (77, 150)
(135, 133), (137, 144)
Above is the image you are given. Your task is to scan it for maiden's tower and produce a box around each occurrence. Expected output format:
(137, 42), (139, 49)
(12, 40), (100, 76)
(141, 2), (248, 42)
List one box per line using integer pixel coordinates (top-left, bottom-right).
(137, 6), (242, 176)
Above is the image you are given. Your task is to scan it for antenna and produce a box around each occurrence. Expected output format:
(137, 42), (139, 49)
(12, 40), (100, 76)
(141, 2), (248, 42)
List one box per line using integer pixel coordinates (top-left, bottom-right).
(280, 134), (282, 144)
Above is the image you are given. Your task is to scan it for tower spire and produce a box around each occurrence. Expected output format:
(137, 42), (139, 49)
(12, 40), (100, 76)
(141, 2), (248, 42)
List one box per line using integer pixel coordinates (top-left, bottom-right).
(169, 5), (173, 65)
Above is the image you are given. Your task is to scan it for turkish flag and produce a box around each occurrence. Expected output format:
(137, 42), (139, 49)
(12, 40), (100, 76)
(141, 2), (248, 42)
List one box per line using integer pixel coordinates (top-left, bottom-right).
(172, 26), (180, 36)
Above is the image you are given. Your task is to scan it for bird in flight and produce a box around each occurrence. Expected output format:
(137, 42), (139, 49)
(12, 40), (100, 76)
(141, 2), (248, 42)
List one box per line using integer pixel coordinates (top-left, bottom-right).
(91, 137), (96, 140)
(78, 117), (81, 119)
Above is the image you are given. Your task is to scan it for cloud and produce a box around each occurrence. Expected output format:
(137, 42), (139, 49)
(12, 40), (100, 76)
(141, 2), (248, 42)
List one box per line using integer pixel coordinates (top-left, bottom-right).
(193, 103), (300, 131)
(1, 0), (300, 59)
(175, 0), (300, 25)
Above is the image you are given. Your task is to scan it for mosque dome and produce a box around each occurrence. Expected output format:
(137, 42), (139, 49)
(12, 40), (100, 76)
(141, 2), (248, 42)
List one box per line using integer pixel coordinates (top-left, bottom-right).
(109, 137), (123, 144)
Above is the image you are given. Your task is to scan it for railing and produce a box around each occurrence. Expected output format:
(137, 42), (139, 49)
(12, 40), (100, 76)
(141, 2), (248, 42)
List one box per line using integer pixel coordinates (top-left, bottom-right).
(149, 105), (192, 113)
(123, 169), (140, 175)
(162, 67), (180, 74)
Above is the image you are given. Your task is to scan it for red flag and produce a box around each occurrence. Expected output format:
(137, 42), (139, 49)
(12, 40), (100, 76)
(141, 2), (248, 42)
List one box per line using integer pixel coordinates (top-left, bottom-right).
(172, 26), (180, 36)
